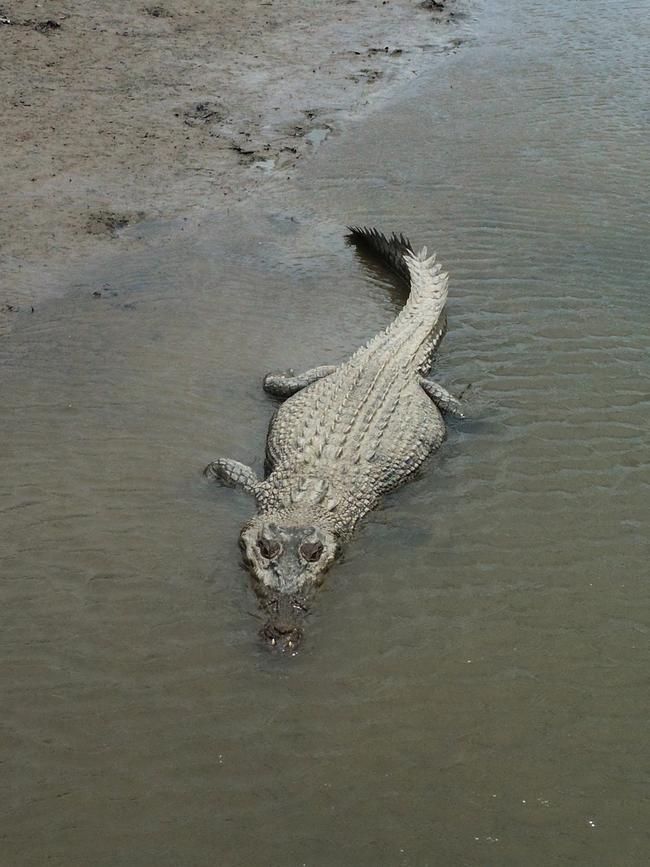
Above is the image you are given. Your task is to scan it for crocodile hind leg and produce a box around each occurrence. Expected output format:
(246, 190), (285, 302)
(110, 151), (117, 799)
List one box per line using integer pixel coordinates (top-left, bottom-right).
(420, 377), (467, 418)
(204, 458), (260, 496)
(263, 365), (336, 399)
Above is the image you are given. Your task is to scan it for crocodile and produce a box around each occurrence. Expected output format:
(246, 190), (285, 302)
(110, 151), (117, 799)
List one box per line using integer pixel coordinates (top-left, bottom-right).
(205, 227), (465, 652)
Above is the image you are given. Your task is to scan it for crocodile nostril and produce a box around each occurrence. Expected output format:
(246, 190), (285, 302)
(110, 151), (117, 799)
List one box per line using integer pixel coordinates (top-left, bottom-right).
(260, 621), (304, 651)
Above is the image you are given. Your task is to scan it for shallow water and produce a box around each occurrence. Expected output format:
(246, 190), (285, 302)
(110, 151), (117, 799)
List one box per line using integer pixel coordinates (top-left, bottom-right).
(2, 0), (649, 864)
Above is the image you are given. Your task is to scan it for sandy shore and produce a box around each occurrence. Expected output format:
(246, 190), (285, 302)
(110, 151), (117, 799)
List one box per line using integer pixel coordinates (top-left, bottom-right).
(1, 0), (466, 322)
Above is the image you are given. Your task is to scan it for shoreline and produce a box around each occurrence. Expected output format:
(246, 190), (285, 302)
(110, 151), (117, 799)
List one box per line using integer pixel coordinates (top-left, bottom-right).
(1, 0), (468, 326)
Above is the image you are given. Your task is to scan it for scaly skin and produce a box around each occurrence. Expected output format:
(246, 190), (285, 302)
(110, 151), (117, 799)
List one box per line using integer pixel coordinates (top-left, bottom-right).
(205, 227), (465, 651)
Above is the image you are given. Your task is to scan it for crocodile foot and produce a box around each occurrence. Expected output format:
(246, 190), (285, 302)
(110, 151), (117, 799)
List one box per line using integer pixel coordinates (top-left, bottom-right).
(420, 377), (467, 418)
(263, 365), (336, 399)
(204, 458), (260, 496)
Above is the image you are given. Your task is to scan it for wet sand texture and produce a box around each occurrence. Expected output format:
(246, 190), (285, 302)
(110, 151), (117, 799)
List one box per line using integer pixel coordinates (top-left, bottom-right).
(1, 0), (464, 316)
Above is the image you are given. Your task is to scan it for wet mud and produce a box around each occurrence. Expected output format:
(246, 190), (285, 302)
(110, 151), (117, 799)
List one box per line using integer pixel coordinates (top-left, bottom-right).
(2, 0), (649, 865)
(1, 0), (464, 321)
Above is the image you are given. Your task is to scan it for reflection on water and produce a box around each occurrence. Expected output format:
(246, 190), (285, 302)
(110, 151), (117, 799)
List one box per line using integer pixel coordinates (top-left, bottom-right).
(2, 1), (649, 864)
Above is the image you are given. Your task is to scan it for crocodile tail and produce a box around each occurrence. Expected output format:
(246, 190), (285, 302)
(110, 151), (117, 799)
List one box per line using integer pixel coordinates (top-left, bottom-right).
(347, 226), (448, 317)
(404, 246), (448, 316)
(346, 226), (414, 285)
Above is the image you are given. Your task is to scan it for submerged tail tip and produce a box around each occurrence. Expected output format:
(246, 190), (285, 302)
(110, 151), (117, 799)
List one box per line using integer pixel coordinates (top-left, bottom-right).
(346, 225), (381, 243)
(346, 225), (413, 251)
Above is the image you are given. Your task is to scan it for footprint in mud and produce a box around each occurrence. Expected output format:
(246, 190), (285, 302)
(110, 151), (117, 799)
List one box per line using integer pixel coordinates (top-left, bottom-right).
(226, 110), (335, 170)
(85, 210), (145, 237)
(2, 303), (34, 313)
(91, 286), (137, 311)
(230, 142), (262, 164)
(144, 5), (174, 17)
(226, 126), (261, 160)
(228, 125), (294, 167)
(181, 101), (223, 127)
(419, 0), (465, 20)
(281, 113), (333, 147)
(418, 37), (465, 53)
(348, 68), (383, 84)
(34, 19), (61, 33)
(349, 47), (403, 60)
(303, 127), (330, 147)
(367, 46), (404, 57)
(92, 284), (119, 298)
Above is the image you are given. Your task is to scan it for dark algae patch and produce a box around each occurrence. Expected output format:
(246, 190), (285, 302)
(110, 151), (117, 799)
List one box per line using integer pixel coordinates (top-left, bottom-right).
(85, 210), (146, 237)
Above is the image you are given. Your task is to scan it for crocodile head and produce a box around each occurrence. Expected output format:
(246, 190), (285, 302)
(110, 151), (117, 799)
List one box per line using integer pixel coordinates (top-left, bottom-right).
(240, 517), (339, 652)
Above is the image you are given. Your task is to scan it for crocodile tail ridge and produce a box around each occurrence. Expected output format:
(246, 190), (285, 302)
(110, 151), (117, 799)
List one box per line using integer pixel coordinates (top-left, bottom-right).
(404, 246), (448, 316)
(346, 225), (414, 285)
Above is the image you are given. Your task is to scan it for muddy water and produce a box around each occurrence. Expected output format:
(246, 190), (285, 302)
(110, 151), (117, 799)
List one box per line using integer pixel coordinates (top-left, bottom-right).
(2, 1), (649, 864)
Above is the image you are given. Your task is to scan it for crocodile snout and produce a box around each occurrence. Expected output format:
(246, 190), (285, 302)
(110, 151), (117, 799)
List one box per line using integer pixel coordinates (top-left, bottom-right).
(259, 619), (304, 653)
(258, 591), (307, 653)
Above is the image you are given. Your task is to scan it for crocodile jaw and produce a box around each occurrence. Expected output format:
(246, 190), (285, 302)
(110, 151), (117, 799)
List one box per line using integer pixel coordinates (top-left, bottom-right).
(240, 514), (339, 650)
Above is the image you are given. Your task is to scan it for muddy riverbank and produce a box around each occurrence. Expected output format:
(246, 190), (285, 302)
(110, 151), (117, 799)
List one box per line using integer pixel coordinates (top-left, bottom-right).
(2, 0), (650, 864)
(1, 0), (466, 324)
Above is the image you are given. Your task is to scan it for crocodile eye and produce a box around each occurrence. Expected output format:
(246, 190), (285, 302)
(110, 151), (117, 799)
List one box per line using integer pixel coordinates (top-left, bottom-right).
(300, 541), (323, 562)
(258, 538), (281, 560)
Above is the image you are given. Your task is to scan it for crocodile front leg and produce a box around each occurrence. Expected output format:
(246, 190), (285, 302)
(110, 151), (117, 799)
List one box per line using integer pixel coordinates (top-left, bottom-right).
(204, 458), (260, 496)
(420, 377), (466, 418)
(263, 365), (337, 399)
